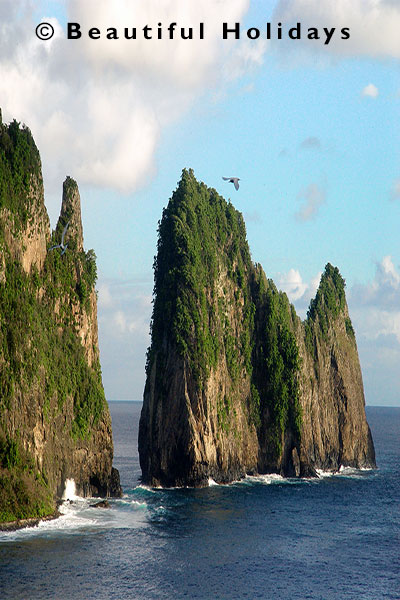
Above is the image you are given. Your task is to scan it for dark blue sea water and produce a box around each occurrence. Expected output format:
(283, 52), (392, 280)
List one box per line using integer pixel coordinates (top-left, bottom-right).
(0, 404), (399, 600)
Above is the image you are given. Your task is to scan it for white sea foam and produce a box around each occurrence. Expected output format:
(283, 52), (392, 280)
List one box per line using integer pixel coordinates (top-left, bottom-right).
(0, 492), (151, 542)
(339, 465), (373, 474)
(135, 484), (157, 493)
(208, 478), (219, 487)
(0, 500), (100, 542)
(315, 469), (335, 479)
(122, 499), (148, 509)
(242, 473), (285, 486)
(315, 466), (375, 480)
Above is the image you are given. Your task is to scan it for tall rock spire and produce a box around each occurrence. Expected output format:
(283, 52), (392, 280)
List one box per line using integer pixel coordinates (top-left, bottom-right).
(56, 176), (84, 252)
(139, 170), (376, 488)
(0, 117), (122, 525)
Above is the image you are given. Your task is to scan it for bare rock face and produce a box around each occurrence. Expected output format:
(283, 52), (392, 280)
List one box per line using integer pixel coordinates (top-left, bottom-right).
(139, 169), (375, 487)
(0, 118), (121, 523)
(296, 289), (375, 474)
(0, 175), (49, 275)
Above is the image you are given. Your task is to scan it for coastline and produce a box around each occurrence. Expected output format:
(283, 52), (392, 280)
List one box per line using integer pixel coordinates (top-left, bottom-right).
(0, 511), (61, 532)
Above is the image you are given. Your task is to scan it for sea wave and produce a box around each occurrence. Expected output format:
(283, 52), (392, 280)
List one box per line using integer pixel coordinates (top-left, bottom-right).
(134, 484), (158, 494)
(315, 466), (376, 480)
(208, 478), (219, 487)
(241, 473), (286, 486)
(0, 492), (151, 542)
(1, 465), (376, 542)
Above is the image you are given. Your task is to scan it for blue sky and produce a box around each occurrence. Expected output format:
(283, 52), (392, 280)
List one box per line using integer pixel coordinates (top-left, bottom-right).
(1, 0), (399, 404)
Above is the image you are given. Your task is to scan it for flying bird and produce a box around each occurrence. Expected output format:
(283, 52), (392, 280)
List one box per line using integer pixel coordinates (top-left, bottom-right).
(48, 221), (70, 256)
(222, 176), (240, 191)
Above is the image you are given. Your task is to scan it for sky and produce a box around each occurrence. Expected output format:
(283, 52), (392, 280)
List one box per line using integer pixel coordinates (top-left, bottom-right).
(1, 0), (399, 405)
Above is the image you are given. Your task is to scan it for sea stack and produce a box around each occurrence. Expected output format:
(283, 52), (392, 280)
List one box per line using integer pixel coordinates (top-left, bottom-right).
(0, 117), (121, 524)
(139, 169), (375, 487)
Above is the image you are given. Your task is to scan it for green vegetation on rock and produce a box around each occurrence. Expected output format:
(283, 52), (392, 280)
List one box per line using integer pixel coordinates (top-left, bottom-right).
(0, 247), (105, 440)
(141, 168), (374, 487)
(149, 168), (252, 385)
(304, 263), (355, 361)
(147, 168), (302, 459)
(0, 119), (41, 231)
(252, 275), (301, 455)
(0, 432), (53, 523)
(0, 117), (108, 522)
(307, 263), (346, 331)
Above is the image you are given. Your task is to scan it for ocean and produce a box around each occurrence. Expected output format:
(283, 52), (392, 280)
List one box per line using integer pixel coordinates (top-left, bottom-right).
(0, 403), (398, 600)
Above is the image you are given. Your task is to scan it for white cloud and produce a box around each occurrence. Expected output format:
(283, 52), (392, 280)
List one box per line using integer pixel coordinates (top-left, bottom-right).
(295, 183), (326, 222)
(274, 0), (400, 59)
(391, 179), (400, 200)
(105, 291), (151, 337)
(223, 38), (268, 81)
(276, 268), (321, 316)
(362, 83), (379, 98)
(277, 268), (308, 301)
(98, 283), (113, 308)
(113, 310), (127, 333)
(351, 255), (400, 310)
(97, 276), (153, 399)
(0, 0), (257, 199)
(112, 302), (152, 335)
(357, 309), (400, 343)
(276, 260), (400, 404)
(378, 255), (400, 288)
(348, 256), (400, 404)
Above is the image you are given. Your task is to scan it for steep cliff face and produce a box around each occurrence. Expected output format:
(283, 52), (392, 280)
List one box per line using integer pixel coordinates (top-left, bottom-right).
(0, 116), (121, 523)
(139, 169), (375, 487)
(297, 266), (375, 474)
(139, 169), (260, 486)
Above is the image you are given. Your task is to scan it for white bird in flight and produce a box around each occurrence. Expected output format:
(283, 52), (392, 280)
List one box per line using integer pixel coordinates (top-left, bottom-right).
(222, 176), (240, 191)
(49, 222), (70, 256)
